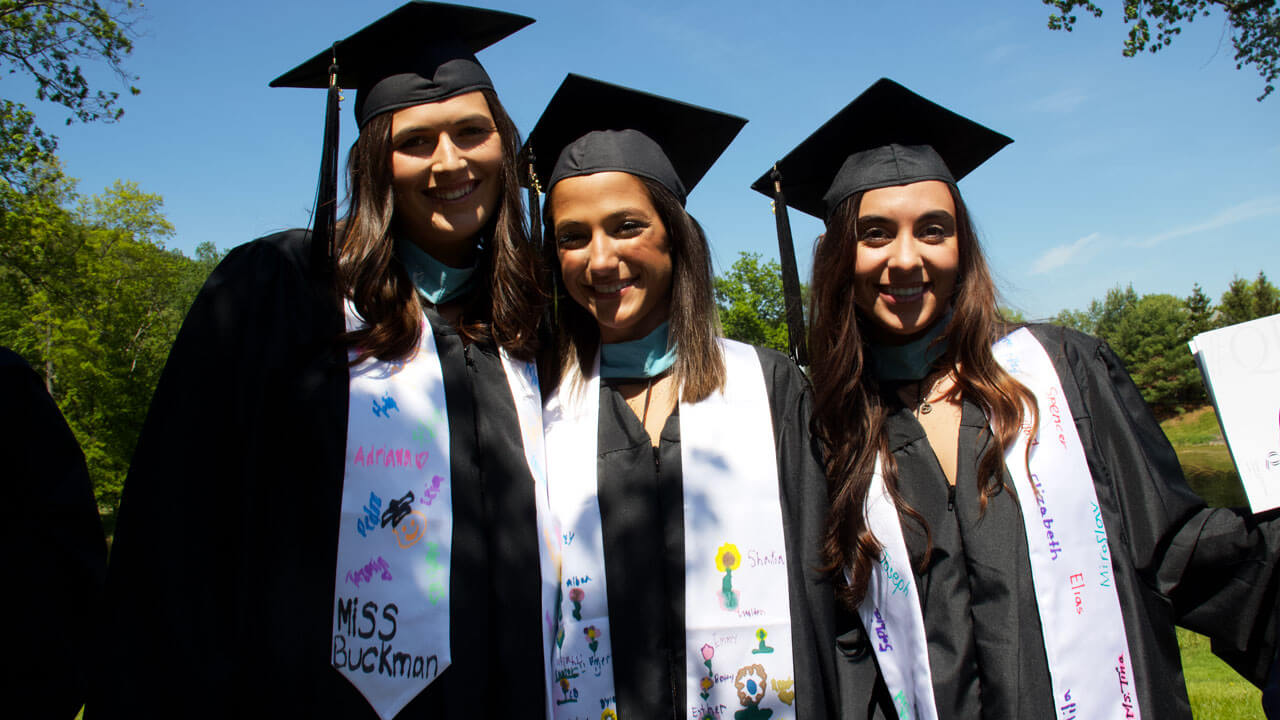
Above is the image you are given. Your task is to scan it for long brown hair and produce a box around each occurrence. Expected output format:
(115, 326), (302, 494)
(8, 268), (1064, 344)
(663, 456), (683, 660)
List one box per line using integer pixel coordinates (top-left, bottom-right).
(809, 183), (1037, 608)
(542, 176), (724, 402)
(335, 89), (545, 363)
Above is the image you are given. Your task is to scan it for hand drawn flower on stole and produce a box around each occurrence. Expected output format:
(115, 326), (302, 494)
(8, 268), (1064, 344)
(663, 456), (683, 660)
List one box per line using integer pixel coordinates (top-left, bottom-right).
(716, 543), (742, 610)
(569, 586), (585, 621)
(734, 664), (769, 710)
(715, 543), (742, 572)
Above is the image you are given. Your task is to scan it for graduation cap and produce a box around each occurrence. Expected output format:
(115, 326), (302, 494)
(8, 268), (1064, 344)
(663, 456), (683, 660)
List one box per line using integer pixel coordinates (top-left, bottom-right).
(751, 78), (1012, 220)
(269, 2), (534, 269)
(750, 77), (1012, 364)
(522, 74), (746, 208)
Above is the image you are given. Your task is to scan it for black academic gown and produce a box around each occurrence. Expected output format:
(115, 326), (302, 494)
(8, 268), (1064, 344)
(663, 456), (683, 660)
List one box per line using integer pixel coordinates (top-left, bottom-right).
(1, 348), (107, 719)
(591, 347), (838, 719)
(89, 230), (546, 719)
(834, 324), (1280, 719)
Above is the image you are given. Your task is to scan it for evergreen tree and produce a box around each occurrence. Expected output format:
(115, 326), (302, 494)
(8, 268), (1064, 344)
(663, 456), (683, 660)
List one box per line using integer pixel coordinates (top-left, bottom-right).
(1252, 270), (1280, 318)
(1183, 282), (1214, 338)
(1218, 271), (1280, 326)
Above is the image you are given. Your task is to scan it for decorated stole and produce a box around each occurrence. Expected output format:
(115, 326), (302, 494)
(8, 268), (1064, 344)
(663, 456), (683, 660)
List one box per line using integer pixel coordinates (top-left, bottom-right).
(859, 328), (1140, 720)
(333, 303), (558, 720)
(543, 339), (797, 720)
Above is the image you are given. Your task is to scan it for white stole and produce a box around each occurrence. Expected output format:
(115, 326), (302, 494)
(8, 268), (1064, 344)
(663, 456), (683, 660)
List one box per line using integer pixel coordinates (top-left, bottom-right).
(543, 339), (798, 719)
(334, 303), (558, 720)
(860, 328), (1141, 720)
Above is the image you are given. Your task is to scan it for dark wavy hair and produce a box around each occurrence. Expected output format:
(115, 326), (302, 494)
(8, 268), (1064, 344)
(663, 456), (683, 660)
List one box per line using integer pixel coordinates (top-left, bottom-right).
(808, 182), (1037, 609)
(334, 89), (545, 363)
(542, 176), (724, 403)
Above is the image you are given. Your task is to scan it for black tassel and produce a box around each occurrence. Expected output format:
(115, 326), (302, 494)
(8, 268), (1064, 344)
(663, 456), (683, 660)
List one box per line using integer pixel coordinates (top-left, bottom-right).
(311, 44), (341, 273)
(770, 165), (808, 366)
(524, 149), (542, 252)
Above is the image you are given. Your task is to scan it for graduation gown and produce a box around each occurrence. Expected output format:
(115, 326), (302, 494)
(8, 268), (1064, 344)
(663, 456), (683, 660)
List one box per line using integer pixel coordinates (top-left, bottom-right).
(89, 230), (547, 719)
(1, 348), (107, 719)
(586, 347), (839, 719)
(834, 324), (1280, 719)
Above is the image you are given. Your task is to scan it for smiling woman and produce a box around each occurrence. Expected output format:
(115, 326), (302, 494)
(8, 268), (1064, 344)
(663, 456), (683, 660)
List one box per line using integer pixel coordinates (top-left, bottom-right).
(847, 180), (959, 342)
(763, 77), (1280, 720)
(550, 170), (674, 344)
(388, 92), (504, 264)
(525, 74), (838, 720)
(91, 4), (556, 720)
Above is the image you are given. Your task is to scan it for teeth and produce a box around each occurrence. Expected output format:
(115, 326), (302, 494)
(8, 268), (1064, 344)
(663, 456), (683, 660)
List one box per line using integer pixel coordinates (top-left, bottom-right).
(430, 182), (476, 201)
(595, 280), (631, 294)
(884, 286), (925, 298)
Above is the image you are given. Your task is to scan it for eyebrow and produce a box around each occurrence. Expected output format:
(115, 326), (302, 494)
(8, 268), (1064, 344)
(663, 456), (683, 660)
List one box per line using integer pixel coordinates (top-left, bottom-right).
(856, 210), (956, 225)
(553, 208), (652, 232)
(392, 114), (495, 139)
(606, 208), (652, 220)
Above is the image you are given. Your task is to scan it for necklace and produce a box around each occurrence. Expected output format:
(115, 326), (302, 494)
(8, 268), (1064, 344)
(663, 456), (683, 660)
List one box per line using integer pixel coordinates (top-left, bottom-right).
(640, 376), (654, 426)
(914, 372), (947, 417)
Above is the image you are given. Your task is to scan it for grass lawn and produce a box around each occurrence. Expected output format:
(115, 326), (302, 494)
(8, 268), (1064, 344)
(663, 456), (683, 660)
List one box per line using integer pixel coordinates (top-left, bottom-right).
(1163, 406), (1228, 446)
(1164, 407), (1267, 718)
(1180, 628), (1264, 719)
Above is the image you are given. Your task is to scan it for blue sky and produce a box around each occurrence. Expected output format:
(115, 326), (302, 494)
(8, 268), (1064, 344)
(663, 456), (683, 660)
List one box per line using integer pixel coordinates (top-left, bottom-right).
(21, 0), (1280, 320)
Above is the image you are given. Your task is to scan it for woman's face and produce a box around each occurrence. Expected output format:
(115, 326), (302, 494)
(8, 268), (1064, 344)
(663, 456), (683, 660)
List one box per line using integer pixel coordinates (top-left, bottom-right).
(389, 90), (504, 266)
(852, 180), (960, 342)
(551, 171), (674, 344)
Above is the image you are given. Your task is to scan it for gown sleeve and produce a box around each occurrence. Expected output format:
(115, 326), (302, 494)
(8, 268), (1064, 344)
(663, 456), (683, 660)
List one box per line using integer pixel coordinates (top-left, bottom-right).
(1, 348), (108, 719)
(89, 231), (350, 717)
(1035, 325), (1280, 687)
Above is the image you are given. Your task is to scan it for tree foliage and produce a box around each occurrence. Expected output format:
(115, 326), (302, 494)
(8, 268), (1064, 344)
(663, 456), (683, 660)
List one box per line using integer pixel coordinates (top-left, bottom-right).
(714, 251), (796, 353)
(1048, 272), (1278, 412)
(0, 162), (219, 513)
(0, 0), (139, 186)
(1042, 0), (1280, 100)
(1217, 270), (1280, 324)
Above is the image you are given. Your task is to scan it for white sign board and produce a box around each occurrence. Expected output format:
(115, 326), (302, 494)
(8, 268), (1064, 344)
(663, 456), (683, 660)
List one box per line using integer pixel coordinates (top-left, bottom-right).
(1189, 313), (1280, 513)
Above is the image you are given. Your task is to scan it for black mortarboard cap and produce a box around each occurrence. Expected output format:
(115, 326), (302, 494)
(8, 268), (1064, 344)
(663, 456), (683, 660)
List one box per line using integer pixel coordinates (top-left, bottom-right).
(750, 78), (1012, 220)
(271, 1), (533, 127)
(522, 74), (746, 206)
(268, 2), (532, 270)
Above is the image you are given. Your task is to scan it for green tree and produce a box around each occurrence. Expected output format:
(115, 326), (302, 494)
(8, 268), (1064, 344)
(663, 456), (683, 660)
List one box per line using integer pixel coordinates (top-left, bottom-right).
(1050, 307), (1096, 334)
(1042, 0), (1280, 100)
(1112, 293), (1204, 408)
(1092, 284), (1140, 353)
(0, 167), (214, 513)
(1183, 282), (1215, 338)
(1050, 284), (1205, 408)
(1217, 270), (1280, 325)
(0, 0), (140, 186)
(999, 306), (1027, 323)
(714, 251), (793, 353)
(1251, 269), (1280, 316)
(1218, 274), (1255, 325)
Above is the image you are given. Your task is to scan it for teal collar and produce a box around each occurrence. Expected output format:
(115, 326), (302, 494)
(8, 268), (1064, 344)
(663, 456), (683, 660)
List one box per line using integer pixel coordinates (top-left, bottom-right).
(397, 237), (476, 306)
(868, 314), (949, 381)
(600, 322), (678, 379)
